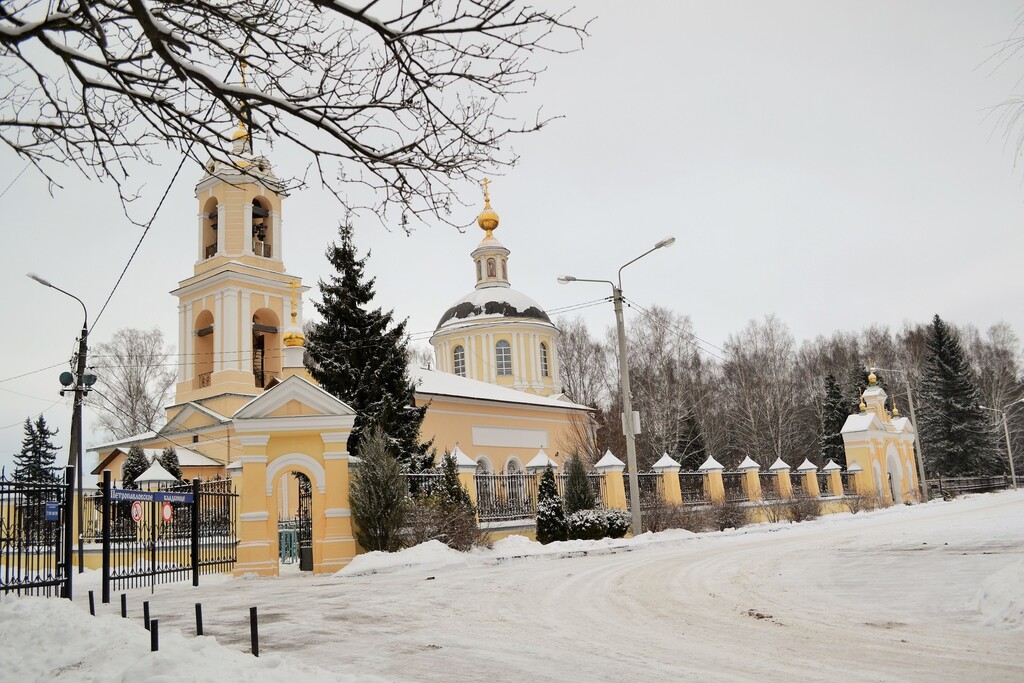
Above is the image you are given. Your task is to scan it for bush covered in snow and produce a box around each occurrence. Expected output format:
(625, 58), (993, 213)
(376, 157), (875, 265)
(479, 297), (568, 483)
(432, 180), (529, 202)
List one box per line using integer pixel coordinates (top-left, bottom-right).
(566, 508), (630, 540)
(706, 501), (748, 531)
(536, 465), (567, 544)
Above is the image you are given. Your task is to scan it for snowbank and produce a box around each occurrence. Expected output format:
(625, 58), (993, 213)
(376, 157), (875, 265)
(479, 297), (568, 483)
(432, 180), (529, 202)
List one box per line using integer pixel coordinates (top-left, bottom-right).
(0, 597), (373, 682)
(974, 559), (1024, 629)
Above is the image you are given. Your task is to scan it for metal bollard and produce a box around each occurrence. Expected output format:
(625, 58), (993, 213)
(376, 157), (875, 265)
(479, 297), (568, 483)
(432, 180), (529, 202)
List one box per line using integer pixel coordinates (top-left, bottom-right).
(143, 600), (150, 630)
(150, 619), (159, 652)
(250, 606), (259, 657)
(195, 603), (204, 636)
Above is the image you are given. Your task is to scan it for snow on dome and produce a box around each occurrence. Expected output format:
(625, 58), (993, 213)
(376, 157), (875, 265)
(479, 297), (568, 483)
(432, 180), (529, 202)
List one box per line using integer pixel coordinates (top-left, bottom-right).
(768, 457), (790, 472)
(736, 456), (760, 471)
(698, 455), (724, 471)
(436, 286), (552, 330)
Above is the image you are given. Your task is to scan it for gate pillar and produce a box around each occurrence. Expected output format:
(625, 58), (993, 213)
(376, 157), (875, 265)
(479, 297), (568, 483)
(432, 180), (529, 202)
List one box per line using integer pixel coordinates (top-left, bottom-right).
(235, 436), (277, 577)
(319, 433), (357, 574)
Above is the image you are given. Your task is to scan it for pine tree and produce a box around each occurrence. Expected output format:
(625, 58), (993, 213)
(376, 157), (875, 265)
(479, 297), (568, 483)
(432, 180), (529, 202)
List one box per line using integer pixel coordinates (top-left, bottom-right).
(12, 416), (60, 483)
(676, 416), (707, 471)
(348, 426), (409, 552)
(121, 445), (149, 489)
(437, 451), (474, 510)
(819, 374), (848, 467)
(563, 454), (596, 514)
(306, 220), (429, 466)
(535, 465), (567, 544)
(917, 315), (999, 476)
(159, 446), (183, 482)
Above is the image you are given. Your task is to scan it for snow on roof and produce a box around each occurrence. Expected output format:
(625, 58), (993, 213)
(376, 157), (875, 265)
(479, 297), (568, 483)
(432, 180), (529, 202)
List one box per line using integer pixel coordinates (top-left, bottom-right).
(436, 285), (554, 331)
(822, 460), (841, 472)
(410, 366), (591, 412)
(87, 431), (158, 452)
(140, 448), (221, 467)
(796, 458), (818, 472)
(768, 457), (790, 471)
(736, 456), (760, 471)
(841, 413), (878, 434)
(891, 416), (914, 433)
(526, 448), (558, 470)
(450, 445), (476, 469)
(847, 463), (864, 472)
(134, 459), (177, 485)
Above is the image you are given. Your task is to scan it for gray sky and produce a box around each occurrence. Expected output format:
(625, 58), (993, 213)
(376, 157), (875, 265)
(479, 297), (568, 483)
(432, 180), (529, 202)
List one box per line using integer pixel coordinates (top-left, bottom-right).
(2, 1), (1023, 471)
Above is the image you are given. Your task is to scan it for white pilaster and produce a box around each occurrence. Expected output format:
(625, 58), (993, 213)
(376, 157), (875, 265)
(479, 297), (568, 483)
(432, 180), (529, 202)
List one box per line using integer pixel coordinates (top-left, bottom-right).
(243, 204), (253, 256)
(216, 205), (225, 255)
(240, 289), (252, 375)
(177, 304), (186, 383)
(214, 292), (224, 372)
(223, 289), (239, 370)
(185, 301), (194, 381)
(272, 211), (282, 262)
(196, 213), (205, 262)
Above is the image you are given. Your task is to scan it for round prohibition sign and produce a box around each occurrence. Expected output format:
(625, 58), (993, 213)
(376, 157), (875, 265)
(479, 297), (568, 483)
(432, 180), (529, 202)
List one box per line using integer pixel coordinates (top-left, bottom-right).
(130, 500), (143, 523)
(161, 502), (173, 522)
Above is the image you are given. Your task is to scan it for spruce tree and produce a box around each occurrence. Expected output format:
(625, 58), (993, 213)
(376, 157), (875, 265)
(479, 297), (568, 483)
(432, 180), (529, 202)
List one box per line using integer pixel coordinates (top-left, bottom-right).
(306, 220), (429, 466)
(122, 446), (149, 489)
(917, 315), (999, 476)
(676, 416), (707, 471)
(348, 426), (409, 552)
(535, 465), (567, 544)
(159, 446), (183, 482)
(819, 374), (848, 467)
(437, 451), (474, 510)
(13, 416), (60, 484)
(563, 454), (596, 514)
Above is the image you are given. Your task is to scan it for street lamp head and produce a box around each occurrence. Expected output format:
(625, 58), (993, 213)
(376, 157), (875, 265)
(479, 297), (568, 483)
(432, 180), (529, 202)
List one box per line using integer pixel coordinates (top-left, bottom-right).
(27, 273), (53, 288)
(557, 275), (576, 284)
(654, 236), (676, 249)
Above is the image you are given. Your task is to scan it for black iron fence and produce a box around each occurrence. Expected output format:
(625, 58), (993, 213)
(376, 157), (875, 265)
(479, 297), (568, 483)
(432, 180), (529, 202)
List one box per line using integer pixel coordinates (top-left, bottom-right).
(722, 471), (747, 502)
(679, 471), (708, 505)
(97, 472), (237, 602)
(401, 472), (445, 499)
(926, 475), (1015, 498)
(624, 472), (665, 511)
(476, 473), (536, 522)
(759, 472), (781, 501)
(0, 467), (73, 598)
(556, 472), (605, 506)
(817, 473), (833, 497)
(840, 471), (856, 495)
(790, 472), (809, 499)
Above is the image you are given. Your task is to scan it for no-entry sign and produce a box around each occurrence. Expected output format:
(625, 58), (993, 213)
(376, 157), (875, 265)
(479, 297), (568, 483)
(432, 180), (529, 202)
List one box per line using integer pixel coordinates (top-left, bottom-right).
(130, 500), (143, 523)
(161, 502), (173, 522)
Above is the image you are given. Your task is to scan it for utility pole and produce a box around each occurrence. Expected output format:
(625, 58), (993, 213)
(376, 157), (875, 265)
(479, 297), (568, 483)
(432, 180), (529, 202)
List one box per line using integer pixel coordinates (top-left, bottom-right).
(612, 284), (642, 537)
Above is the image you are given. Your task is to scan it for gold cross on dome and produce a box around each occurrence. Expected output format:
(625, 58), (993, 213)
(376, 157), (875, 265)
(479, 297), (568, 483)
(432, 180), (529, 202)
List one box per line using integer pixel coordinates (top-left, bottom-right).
(288, 279), (299, 322)
(481, 177), (491, 203)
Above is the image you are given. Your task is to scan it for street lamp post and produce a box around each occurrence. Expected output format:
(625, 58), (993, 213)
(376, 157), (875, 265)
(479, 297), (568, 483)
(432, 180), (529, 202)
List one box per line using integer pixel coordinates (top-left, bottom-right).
(558, 236), (676, 537)
(979, 398), (1024, 490)
(27, 273), (94, 573)
(870, 365), (929, 503)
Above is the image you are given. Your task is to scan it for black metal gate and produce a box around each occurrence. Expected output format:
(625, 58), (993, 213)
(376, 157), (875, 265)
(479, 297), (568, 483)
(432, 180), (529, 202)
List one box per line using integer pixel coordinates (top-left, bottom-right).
(98, 471), (237, 602)
(0, 466), (73, 598)
(297, 476), (313, 571)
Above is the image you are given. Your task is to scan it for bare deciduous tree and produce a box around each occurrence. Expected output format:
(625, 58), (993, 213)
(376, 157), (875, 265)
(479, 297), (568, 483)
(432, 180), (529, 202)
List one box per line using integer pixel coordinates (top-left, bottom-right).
(555, 314), (607, 408)
(89, 327), (176, 439)
(1, 1), (587, 224)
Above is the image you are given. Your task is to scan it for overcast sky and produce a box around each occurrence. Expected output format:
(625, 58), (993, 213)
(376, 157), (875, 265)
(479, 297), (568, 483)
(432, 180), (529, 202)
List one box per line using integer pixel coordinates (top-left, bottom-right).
(2, 1), (1023, 472)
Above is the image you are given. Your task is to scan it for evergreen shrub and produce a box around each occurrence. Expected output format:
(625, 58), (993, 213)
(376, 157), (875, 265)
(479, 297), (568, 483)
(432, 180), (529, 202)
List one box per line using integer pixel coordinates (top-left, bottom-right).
(535, 466), (567, 544)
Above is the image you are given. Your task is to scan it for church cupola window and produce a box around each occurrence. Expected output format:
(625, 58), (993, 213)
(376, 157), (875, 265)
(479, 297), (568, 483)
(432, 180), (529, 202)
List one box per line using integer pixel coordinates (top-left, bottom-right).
(453, 345), (466, 377)
(476, 260), (482, 282)
(495, 340), (512, 376)
(202, 198), (219, 259)
(487, 258), (496, 278)
(501, 258), (507, 280)
(540, 342), (549, 377)
(252, 198), (272, 258)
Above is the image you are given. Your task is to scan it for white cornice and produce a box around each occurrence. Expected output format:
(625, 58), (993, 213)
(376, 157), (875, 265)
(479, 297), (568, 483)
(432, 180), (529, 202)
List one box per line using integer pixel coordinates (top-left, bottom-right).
(172, 267), (308, 298)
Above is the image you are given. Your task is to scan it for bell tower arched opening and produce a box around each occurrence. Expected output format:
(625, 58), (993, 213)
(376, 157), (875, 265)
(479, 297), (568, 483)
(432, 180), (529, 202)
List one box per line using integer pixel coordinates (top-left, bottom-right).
(252, 308), (281, 388)
(202, 197), (219, 259)
(194, 309), (214, 388)
(252, 197), (273, 258)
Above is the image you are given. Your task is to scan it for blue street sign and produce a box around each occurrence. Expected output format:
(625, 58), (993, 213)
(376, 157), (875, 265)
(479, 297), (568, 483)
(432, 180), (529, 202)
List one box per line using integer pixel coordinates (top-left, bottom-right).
(111, 489), (194, 504)
(45, 501), (59, 521)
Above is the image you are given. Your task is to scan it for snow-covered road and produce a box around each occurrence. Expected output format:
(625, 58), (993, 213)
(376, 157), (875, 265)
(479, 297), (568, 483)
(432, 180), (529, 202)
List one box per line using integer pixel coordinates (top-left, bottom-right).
(4, 491), (1023, 681)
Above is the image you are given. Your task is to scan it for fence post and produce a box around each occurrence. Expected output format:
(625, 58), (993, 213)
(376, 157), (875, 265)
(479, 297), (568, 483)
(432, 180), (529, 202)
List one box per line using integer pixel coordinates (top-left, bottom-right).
(101, 470), (111, 604)
(698, 456), (725, 504)
(797, 459), (820, 497)
(191, 478), (200, 587)
(652, 454), (682, 506)
(63, 465), (74, 600)
(737, 456), (762, 503)
(823, 460), (842, 496)
(595, 450), (627, 510)
(450, 447), (479, 509)
(769, 458), (793, 498)
(847, 463), (865, 495)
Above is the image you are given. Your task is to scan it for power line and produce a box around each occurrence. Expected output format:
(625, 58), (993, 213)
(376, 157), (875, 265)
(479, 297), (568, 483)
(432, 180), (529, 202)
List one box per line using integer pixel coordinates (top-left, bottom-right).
(0, 164), (30, 201)
(0, 361), (68, 384)
(0, 398), (66, 431)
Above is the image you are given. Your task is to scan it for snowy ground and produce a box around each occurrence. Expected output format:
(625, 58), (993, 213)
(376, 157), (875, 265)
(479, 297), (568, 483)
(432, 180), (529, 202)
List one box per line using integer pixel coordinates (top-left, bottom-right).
(2, 491), (1023, 682)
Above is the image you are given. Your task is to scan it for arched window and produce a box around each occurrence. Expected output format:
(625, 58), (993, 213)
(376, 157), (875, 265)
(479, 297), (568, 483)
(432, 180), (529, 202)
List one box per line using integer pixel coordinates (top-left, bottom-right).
(540, 342), (549, 377)
(501, 258), (507, 280)
(453, 345), (466, 377)
(202, 198), (219, 259)
(495, 340), (512, 376)
(476, 260), (483, 281)
(252, 198), (272, 257)
(475, 457), (493, 474)
(487, 258), (496, 278)
(505, 458), (523, 475)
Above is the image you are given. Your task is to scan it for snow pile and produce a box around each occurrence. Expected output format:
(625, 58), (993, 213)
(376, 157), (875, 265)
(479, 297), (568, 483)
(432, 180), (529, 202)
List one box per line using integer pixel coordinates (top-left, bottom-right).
(974, 559), (1024, 629)
(337, 527), (698, 577)
(0, 597), (368, 682)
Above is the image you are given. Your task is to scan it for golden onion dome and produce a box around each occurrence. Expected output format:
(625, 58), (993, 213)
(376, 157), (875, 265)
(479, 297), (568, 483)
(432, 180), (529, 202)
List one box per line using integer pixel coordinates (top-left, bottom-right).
(231, 122), (249, 141)
(283, 328), (305, 347)
(867, 370), (877, 385)
(859, 396), (867, 412)
(477, 178), (499, 236)
(892, 400), (900, 417)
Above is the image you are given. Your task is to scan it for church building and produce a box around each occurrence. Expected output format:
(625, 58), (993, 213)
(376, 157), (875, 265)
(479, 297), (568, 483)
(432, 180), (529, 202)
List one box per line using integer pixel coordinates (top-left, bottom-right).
(90, 126), (591, 574)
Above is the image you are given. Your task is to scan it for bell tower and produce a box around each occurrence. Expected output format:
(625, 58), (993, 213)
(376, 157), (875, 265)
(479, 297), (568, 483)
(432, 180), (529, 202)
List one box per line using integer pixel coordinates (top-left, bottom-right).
(172, 123), (308, 406)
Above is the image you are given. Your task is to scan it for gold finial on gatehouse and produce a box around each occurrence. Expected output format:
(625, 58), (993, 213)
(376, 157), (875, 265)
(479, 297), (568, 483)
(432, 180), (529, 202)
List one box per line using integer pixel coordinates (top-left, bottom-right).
(892, 397), (900, 418)
(867, 359), (877, 386)
(858, 387), (866, 412)
(477, 177), (500, 236)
